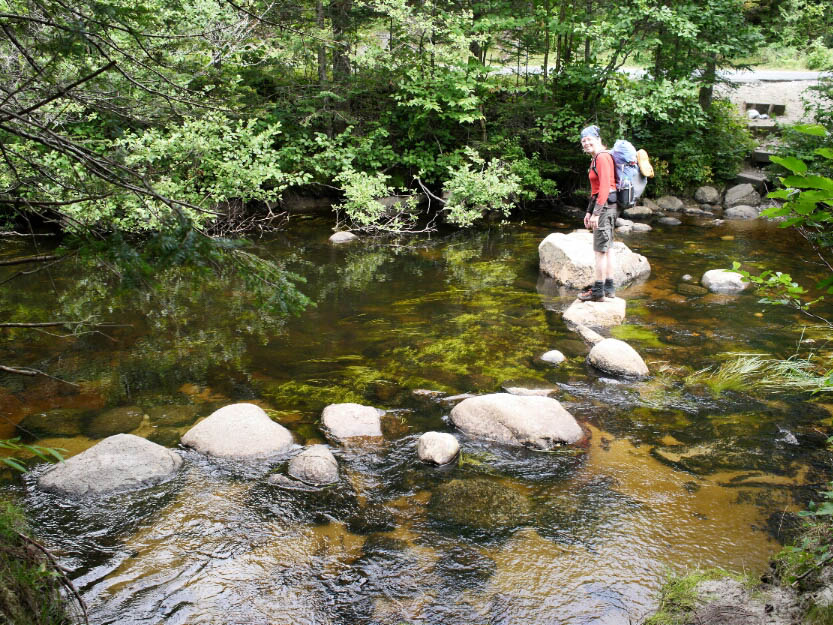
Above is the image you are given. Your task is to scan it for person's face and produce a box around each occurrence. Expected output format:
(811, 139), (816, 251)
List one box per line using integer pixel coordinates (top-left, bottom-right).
(581, 135), (601, 155)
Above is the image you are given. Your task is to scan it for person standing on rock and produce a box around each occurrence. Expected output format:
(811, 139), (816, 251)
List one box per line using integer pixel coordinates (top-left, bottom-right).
(578, 125), (617, 302)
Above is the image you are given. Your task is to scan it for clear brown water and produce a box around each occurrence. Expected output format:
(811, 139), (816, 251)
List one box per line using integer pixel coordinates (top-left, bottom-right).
(2, 211), (832, 624)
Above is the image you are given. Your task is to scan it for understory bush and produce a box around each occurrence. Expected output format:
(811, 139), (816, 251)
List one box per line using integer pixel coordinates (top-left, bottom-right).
(0, 500), (80, 625)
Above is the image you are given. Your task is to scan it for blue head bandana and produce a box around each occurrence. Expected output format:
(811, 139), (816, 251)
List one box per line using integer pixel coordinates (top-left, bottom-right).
(580, 125), (601, 139)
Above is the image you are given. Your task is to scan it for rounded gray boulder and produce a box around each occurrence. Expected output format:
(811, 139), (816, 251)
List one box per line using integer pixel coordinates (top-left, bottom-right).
(587, 338), (649, 378)
(181, 403), (294, 459)
(329, 231), (358, 244)
(37, 433), (182, 497)
(450, 393), (584, 449)
(724, 183), (761, 208)
(656, 196), (684, 212)
(417, 432), (460, 465)
(694, 186), (720, 204)
(321, 403), (383, 444)
(288, 445), (339, 485)
(701, 269), (748, 294)
(724, 205), (759, 220)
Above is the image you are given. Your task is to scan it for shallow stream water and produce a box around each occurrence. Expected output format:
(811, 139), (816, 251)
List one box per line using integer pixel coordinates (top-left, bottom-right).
(2, 210), (833, 624)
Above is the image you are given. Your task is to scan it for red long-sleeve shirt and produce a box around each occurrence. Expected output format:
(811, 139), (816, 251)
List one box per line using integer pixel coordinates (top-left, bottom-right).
(588, 151), (615, 211)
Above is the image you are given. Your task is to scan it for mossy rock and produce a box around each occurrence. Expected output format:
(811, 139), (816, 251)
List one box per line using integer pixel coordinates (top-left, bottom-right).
(82, 406), (144, 439)
(651, 438), (797, 476)
(677, 283), (709, 297)
(16, 408), (85, 440)
(145, 404), (199, 428)
(147, 427), (183, 448)
(428, 477), (530, 535)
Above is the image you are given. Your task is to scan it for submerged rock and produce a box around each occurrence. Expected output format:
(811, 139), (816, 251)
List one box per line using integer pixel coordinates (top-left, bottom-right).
(17, 408), (85, 439)
(287, 444), (339, 485)
(623, 205), (654, 218)
(37, 433), (182, 496)
(145, 404), (199, 427)
(658, 217), (681, 226)
(587, 338), (649, 378)
(429, 477), (530, 534)
(677, 283), (710, 297)
(83, 405), (144, 439)
(631, 222), (652, 232)
(181, 403), (294, 459)
(321, 402), (383, 444)
(450, 393), (584, 449)
(701, 269), (748, 294)
(538, 231), (651, 288)
(417, 432), (460, 465)
(563, 296), (626, 329)
(329, 231), (358, 244)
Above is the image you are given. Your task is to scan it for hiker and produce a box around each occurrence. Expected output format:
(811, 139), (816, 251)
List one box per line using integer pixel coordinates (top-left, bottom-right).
(578, 125), (616, 302)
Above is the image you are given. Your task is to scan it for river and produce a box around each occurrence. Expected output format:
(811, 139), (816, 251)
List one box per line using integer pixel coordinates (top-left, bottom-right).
(1, 209), (831, 624)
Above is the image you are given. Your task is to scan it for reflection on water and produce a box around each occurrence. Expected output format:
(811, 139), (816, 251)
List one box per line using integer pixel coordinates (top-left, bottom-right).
(2, 213), (832, 624)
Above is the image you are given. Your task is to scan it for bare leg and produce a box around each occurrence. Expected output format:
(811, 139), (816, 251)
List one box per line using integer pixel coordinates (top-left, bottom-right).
(594, 251), (606, 282)
(604, 249), (614, 282)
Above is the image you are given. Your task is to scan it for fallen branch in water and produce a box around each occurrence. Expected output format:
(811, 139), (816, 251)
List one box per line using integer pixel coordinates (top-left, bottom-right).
(0, 254), (62, 266)
(0, 364), (79, 386)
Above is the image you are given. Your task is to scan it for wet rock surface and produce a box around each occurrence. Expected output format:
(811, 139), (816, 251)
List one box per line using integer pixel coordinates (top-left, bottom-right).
(17, 408), (85, 439)
(563, 296), (626, 329)
(450, 393), (584, 449)
(587, 338), (649, 379)
(321, 402), (384, 444)
(288, 444), (339, 485)
(37, 433), (182, 496)
(538, 231), (651, 288)
(181, 403), (294, 459)
(702, 269), (749, 294)
(82, 405), (143, 439)
(417, 432), (460, 465)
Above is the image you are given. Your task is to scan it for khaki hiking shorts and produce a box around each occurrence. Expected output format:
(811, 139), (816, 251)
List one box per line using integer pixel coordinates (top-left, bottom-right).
(593, 202), (617, 253)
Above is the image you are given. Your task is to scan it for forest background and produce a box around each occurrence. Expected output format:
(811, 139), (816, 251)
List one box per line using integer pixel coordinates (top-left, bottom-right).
(0, 0), (832, 311)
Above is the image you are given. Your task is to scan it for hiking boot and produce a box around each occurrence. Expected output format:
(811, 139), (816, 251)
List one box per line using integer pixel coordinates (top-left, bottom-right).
(604, 279), (615, 299)
(578, 282), (604, 302)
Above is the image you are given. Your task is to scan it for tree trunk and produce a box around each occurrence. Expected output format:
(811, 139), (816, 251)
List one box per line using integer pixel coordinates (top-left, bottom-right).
(584, 0), (591, 62)
(542, 0), (551, 84)
(331, 0), (352, 82)
(698, 57), (717, 111)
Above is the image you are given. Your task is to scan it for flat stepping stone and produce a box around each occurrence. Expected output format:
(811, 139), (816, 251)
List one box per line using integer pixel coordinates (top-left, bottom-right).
(37, 434), (182, 497)
(563, 296), (626, 329)
(321, 403), (383, 444)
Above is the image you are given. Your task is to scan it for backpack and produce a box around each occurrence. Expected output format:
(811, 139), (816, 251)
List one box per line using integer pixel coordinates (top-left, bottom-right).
(592, 140), (652, 209)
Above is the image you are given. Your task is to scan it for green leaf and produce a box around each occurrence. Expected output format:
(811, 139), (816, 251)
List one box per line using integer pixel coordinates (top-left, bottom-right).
(815, 148), (833, 160)
(769, 155), (807, 174)
(767, 189), (791, 200)
(794, 124), (828, 137)
(782, 175), (833, 192)
(1, 457), (26, 472)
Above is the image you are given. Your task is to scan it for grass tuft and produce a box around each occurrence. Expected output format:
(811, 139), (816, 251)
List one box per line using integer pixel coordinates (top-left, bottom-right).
(684, 354), (831, 396)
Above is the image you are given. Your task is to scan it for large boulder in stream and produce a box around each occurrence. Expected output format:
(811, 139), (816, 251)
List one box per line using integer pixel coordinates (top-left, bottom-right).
(181, 403), (294, 459)
(321, 403), (383, 444)
(37, 433), (182, 496)
(450, 393), (584, 449)
(587, 338), (649, 379)
(538, 231), (650, 288)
